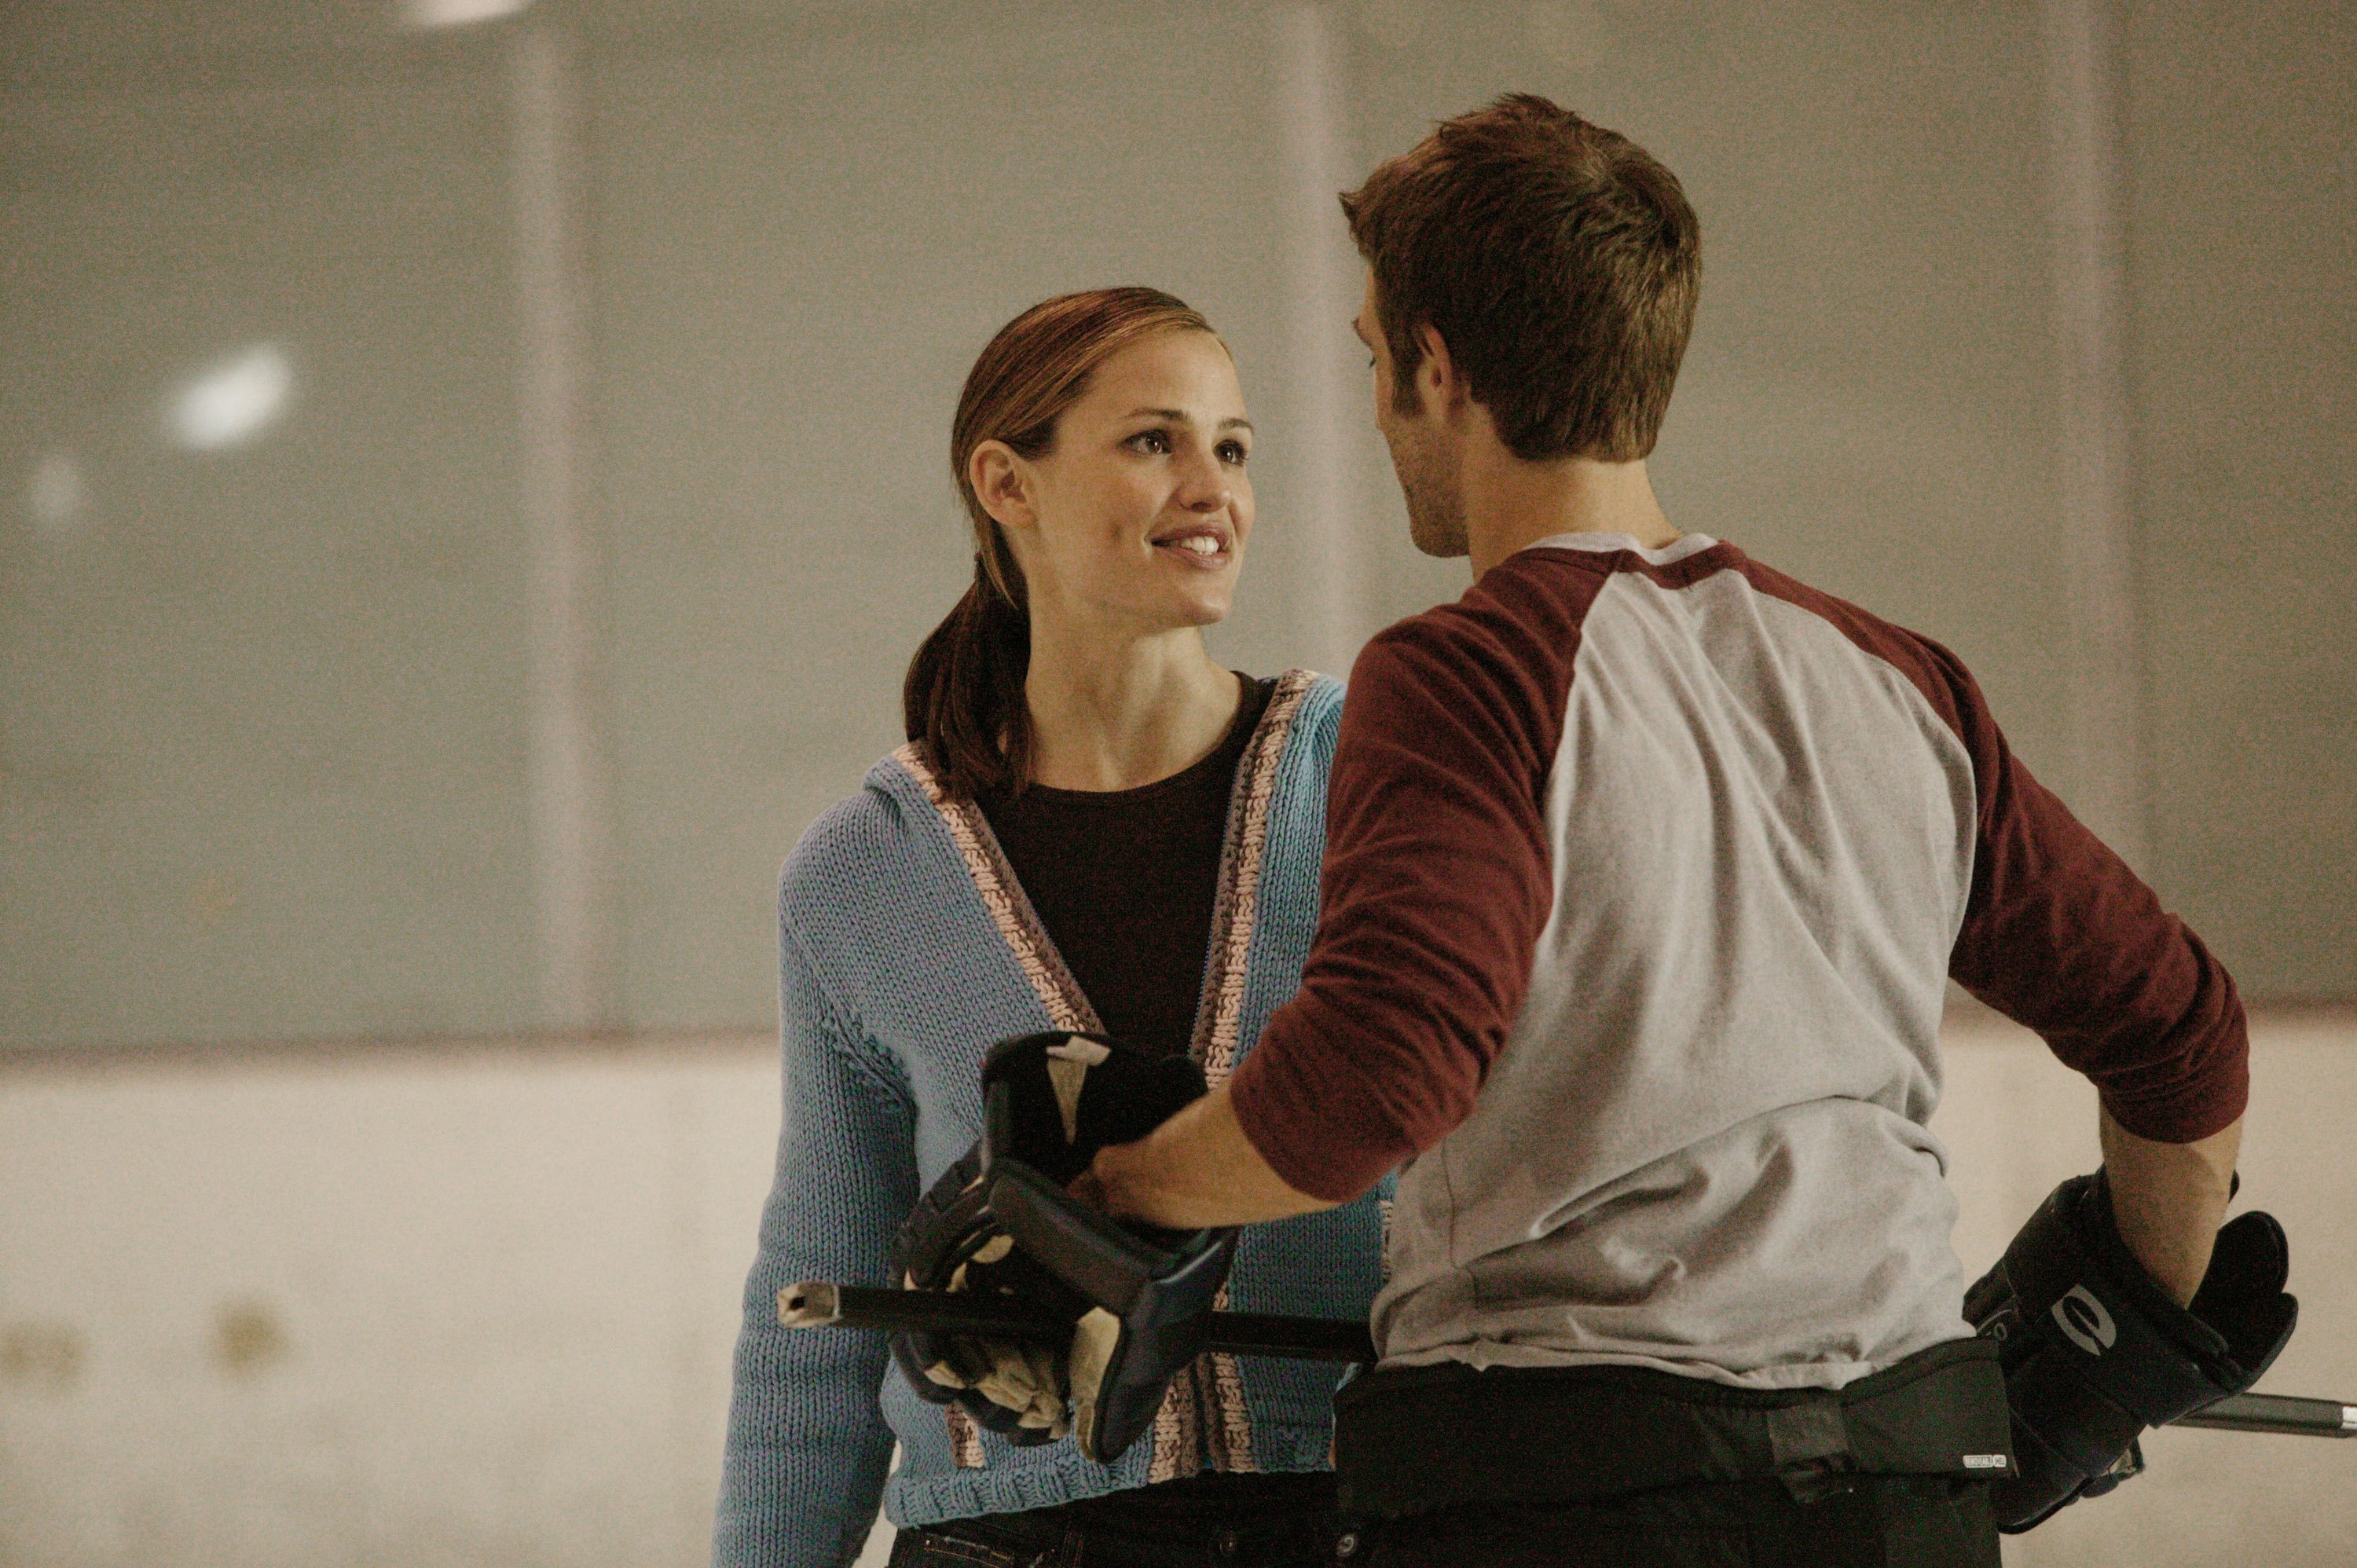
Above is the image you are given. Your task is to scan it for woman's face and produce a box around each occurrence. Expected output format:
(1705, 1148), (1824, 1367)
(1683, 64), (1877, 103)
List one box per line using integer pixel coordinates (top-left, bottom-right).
(977, 330), (1254, 638)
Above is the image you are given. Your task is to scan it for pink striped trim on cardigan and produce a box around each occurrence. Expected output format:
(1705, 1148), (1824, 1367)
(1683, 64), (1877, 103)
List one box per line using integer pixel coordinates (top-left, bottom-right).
(1180, 668), (1321, 1476)
(893, 742), (1100, 1039)
(1193, 670), (1318, 1086)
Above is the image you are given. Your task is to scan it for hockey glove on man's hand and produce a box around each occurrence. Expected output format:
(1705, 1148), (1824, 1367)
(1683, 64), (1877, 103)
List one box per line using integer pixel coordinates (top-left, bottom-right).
(1965, 1169), (2296, 1532)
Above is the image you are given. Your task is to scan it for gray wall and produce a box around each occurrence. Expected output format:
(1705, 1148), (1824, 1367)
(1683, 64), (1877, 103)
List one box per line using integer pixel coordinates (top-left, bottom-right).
(2124, 2), (2356, 999)
(3, 0), (2351, 1053)
(3, 25), (536, 1049)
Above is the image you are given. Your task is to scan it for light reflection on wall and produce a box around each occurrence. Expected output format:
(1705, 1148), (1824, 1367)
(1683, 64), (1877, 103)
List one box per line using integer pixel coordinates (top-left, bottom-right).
(401, 0), (533, 29)
(166, 343), (295, 453)
(27, 451), (88, 535)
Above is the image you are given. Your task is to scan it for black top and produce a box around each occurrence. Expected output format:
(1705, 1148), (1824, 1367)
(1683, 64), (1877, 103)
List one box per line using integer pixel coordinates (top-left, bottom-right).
(975, 674), (1277, 1058)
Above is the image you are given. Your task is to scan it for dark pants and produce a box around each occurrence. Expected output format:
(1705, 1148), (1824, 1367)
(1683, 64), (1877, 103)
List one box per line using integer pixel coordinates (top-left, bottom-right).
(890, 1472), (1344, 1568)
(1345, 1475), (2000, 1568)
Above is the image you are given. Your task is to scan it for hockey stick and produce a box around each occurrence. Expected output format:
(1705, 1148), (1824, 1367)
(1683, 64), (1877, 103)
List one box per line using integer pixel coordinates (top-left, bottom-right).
(779, 1281), (2353, 1436)
(781, 1280), (1373, 1361)
(2172, 1394), (2356, 1438)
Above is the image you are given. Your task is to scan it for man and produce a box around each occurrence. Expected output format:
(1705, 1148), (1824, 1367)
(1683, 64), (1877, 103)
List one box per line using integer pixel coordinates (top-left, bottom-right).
(1077, 95), (2249, 1566)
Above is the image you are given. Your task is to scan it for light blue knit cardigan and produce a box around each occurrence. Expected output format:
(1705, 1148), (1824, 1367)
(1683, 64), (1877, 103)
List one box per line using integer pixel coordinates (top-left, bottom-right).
(713, 672), (1388, 1568)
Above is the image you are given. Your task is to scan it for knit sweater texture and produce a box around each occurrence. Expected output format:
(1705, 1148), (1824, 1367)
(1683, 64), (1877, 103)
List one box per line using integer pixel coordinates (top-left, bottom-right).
(713, 672), (1387, 1568)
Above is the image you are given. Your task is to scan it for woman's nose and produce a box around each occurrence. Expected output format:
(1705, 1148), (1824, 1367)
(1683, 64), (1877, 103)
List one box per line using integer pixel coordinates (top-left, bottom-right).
(1175, 454), (1232, 511)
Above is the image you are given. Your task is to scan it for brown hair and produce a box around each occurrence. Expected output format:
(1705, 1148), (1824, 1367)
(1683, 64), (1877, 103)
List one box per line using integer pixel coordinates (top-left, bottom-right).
(1341, 93), (1699, 462)
(904, 287), (1218, 797)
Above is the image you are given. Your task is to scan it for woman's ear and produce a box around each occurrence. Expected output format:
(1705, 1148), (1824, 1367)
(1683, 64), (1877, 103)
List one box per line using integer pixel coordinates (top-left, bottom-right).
(970, 441), (1036, 532)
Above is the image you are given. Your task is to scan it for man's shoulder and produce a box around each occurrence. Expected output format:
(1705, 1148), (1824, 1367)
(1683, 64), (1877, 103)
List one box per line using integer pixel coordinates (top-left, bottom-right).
(1358, 552), (1595, 674)
(1350, 540), (1687, 719)
(1718, 551), (1981, 731)
(1334, 558), (1600, 782)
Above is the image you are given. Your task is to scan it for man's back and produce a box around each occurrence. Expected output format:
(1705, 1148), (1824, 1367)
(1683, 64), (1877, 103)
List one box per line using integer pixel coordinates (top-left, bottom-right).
(1377, 532), (1978, 1386)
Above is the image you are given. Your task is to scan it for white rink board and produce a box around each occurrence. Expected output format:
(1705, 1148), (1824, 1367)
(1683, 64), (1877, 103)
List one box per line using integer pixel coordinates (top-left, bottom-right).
(2, 1015), (2351, 1568)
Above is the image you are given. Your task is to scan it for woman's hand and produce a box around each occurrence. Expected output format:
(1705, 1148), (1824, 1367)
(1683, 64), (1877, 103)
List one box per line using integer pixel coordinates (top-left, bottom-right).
(1074, 1084), (1340, 1229)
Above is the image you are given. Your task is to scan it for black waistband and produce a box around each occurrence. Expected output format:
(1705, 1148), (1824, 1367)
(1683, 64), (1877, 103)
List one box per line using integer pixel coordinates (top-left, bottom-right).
(1335, 1336), (2014, 1519)
(1054, 1467), (1336, 1535)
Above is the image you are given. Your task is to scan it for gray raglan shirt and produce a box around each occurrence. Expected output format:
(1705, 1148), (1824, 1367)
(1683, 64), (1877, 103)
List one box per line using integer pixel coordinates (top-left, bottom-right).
(1227, 533), (2248, 1390)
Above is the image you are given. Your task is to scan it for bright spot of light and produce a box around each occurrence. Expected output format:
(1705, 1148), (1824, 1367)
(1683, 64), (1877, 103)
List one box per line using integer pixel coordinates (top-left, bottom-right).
(28, 451), (88, 535)
(401, 0), (532, 27)
(168, 343), (295, 452)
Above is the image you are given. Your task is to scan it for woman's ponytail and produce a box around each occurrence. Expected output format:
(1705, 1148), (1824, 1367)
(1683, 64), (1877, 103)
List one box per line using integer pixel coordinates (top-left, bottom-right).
(902, 545), (1033, 797)
(903, 286), (1216, 797)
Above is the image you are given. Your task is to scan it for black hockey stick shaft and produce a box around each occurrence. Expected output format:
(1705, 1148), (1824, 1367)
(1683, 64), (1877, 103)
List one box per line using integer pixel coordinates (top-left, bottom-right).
(780, 1281), (1376, 1363)
(2174, 1393), (2356, 1438)
(782, 1283), (2354, 1433)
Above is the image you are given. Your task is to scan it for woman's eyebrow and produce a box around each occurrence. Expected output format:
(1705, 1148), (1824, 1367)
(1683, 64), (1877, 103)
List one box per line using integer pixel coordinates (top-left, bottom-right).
(1122, 407), (1254, 434)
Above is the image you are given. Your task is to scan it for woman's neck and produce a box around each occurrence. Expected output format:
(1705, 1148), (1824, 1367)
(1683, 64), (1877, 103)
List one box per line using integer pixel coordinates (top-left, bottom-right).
(1023, 619), (1241, 792)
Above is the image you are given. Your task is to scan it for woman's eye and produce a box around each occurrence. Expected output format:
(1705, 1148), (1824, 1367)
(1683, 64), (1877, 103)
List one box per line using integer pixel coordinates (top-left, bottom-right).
(1217, 441), (1248, 466)
(1128, 430), (1172, 455)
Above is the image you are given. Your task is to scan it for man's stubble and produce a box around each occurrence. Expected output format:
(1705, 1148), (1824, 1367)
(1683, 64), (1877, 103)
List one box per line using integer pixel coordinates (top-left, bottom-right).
(1371, 335), (1469, 559)
(1389, 423), (1468, 561)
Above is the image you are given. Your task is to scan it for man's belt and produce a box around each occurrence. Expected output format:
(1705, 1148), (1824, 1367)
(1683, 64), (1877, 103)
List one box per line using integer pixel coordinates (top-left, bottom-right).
(1332, 1336), (2016, 1517)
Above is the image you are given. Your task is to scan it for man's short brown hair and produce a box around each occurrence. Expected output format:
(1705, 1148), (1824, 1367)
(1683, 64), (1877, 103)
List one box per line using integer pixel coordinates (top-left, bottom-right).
(1343, 93), (1699, 463)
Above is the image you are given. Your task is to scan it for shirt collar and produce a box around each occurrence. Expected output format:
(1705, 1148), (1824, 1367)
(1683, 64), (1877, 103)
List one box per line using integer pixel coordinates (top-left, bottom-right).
(1519, 530), (1720, 566)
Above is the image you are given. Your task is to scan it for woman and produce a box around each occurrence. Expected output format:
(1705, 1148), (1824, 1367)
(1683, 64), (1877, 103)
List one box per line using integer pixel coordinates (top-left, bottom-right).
(714, 288), (1387, 1568)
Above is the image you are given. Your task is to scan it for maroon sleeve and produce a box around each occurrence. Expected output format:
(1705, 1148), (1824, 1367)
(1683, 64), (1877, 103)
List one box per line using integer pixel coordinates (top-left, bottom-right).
(1931, 645), (2249, 1142)
(1226, 558), (1593, 1203)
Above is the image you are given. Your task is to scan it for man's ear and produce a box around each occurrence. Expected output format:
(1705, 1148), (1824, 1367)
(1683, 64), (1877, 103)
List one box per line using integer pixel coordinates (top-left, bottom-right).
(1413, 321), (1468, 419)
(970, 441), (1036, 531)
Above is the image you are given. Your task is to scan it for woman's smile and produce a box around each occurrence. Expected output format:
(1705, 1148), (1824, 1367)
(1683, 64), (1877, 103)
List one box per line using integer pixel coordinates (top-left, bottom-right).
(1149, 522), (1233, 570)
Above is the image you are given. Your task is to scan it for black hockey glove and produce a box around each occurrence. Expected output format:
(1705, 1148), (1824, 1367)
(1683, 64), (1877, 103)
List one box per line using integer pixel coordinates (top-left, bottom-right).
(889, 1139), (1080, 1442)
(889, 1032), (1236, 1463)
(1964, 1169), (2297, 1533)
